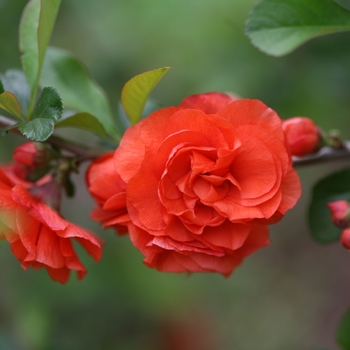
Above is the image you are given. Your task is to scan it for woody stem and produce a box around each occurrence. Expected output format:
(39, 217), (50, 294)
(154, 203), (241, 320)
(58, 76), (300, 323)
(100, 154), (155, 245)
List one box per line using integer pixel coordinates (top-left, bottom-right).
(2, 114), (350, 166)
(0, 114), (107, 162)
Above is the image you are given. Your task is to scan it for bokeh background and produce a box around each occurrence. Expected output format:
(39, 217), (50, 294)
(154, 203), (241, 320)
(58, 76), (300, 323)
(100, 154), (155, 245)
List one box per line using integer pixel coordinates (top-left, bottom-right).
(1, 0), (350, 349)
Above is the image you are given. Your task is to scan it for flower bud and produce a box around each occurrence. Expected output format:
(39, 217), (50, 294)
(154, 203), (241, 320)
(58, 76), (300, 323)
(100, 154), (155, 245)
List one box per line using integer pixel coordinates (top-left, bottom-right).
(13, 142), (51, 167)
(282, 117), (320, 156)
(341, 228), (350, 250)
(328, 200), (350, 228)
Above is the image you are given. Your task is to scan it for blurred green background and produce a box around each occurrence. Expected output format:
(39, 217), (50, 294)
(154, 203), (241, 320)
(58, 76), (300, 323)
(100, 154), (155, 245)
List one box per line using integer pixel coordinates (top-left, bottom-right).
(1, 0), (350, 349)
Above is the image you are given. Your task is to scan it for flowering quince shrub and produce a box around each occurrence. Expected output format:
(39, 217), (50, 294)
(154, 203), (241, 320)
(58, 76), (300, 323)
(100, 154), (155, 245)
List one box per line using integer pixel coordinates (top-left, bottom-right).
(87, 93), (301, 275)
(2, 0), (350, 347)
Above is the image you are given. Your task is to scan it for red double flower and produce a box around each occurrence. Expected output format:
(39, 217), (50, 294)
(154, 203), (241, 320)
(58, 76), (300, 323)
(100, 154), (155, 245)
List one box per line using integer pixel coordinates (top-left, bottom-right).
(87, 92), (301, 276)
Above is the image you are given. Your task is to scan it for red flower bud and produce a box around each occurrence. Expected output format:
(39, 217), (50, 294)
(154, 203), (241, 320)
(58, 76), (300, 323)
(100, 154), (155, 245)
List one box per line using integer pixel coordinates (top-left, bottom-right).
(341, 228), (350, 250)
(282, 117), (320, 156)
(13, 142), (51, 167)
(327, 200), (350, 228)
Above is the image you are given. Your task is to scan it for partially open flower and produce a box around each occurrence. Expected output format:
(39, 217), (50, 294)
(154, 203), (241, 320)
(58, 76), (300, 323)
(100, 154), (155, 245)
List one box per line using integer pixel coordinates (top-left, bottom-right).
(0, 167), (102, 283)
(282, 117), (320, 156)
(86, 152), (129, 234)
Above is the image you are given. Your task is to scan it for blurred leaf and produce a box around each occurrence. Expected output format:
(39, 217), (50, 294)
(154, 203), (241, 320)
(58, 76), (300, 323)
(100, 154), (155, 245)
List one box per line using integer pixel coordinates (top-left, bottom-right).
(0, 70), (30, 115)
(308, 168), (350, 243)
(334, 0), (350, 11)
(32, 87), (62, 122)
(245, 0), (350, 56)
(337, 308), (350, 350)
(56, 112), (111, 139)
(0, 128), (8, 138)
(19, 0), (40, 94)
(0, 92), (23, 119)
(18, 118), (55, 142)
(121, 67), (170, 125)
(18, 87), (62, 142)
(41, 47), (119, 138)
(38, 0), (61, 71)
(19, 0), (61, 108)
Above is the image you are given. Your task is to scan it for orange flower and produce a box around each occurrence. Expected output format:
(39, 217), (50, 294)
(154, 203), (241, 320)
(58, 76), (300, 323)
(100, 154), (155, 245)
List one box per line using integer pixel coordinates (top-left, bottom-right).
(86, 152), (129, 234)
(282, 117), (320, 156)
(0, 167), (102, 283)
(89, 94), (301, 275)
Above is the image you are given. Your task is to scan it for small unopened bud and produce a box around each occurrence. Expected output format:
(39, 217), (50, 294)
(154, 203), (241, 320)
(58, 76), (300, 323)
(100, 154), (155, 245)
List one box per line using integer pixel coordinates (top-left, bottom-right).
(282, 117), (320, 156)
(327, 200), (350, 228)
(341, 228), (350, 250)
(13, 142), (51, 168)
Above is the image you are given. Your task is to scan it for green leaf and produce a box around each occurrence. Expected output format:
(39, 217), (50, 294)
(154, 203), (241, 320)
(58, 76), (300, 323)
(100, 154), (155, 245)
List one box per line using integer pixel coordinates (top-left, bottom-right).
(55, 112), (111, 139)
(121, 67), (170, 125)
(32, 87), (63, 122)
(0, 70), (30, 115)
(41, 47), (118, 138)
(19, 0), (40, 94)
(18, 118), (55, 142)
(337, 308), (350, 350)
(245, 0), (350, 56)
(334, 0), (350, 11)
(17, 87), (62, 142)
(19, 0), (61, 110)
(0, 92), (23, 120)
(308, 168), (350, 243)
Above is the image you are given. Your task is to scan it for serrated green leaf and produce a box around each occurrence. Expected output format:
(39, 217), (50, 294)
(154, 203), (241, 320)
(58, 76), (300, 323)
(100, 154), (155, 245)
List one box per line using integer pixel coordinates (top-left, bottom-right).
(18, 118), (55, 142)
(0, 92), (23, 120)
(32, 86), (62, 121)
(55, 112), (111, 139)
(337, 308), (350, 350)
(308, 168), (350, 243)
(19, 0), (61, 110)
(121, 67), (170, 125)
(0, 70), (30, 115)
(245, 0), (350, 56)
(41, 47), (119, 139)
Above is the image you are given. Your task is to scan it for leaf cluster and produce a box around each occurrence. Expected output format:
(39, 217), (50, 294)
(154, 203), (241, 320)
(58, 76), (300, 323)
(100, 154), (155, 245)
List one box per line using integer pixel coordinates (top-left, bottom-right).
(0, 0), (169, 144)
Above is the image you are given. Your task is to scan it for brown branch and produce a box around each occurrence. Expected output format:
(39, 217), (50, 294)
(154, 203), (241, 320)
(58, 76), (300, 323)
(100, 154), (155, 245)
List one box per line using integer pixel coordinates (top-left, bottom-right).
(0, 114), (107, 162)
(292, 143), (350, 167)
(2, 114), (350, 167)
